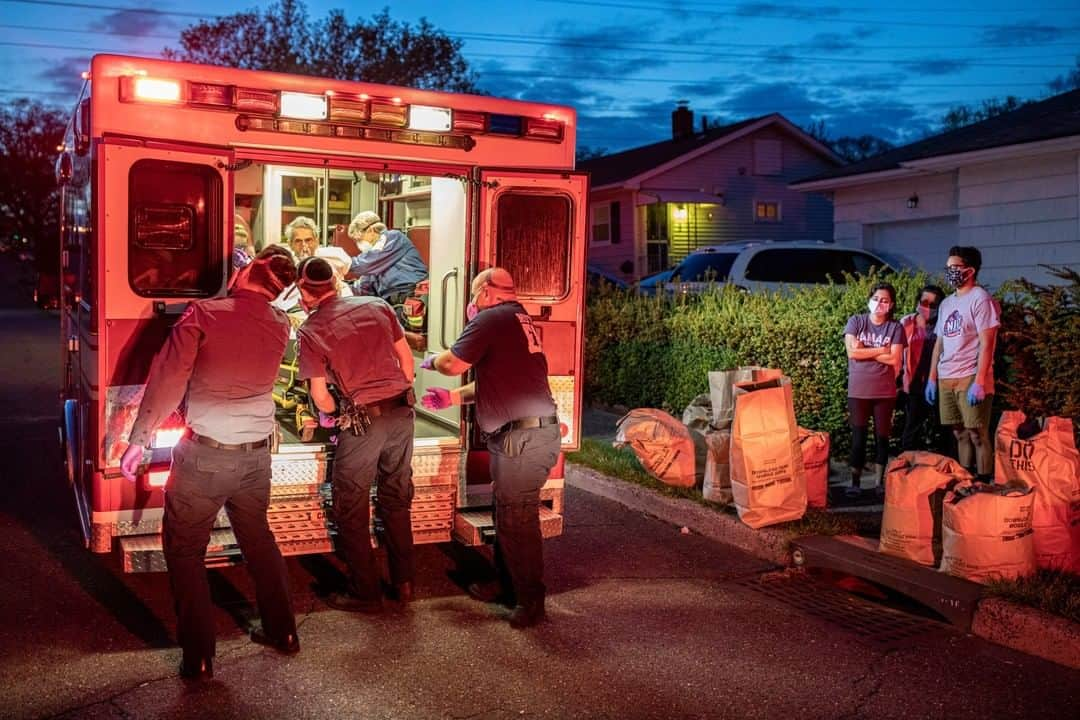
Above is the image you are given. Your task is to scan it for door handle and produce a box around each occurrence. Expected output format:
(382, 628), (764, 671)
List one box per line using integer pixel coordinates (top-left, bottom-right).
(440, 268), (458, 350)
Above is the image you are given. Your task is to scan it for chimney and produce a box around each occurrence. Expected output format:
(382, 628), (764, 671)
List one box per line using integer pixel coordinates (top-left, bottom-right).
(672, 101), (693, 140)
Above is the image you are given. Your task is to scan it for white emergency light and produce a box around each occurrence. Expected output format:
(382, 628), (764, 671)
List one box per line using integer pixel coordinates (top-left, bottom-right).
(408, 105), (452, 132)
(130, 77), (182, 103)
(279, 91), (328, 120)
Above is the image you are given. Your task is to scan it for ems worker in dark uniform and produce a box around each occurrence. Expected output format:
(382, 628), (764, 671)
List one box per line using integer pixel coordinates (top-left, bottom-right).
(119, 246), (300, 681)
(294, 257), (417, 612)
(421, 267), (560, 629)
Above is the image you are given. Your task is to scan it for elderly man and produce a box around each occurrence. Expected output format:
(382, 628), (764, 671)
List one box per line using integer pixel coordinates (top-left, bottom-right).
(345, 211), (427, 307)
(285, 216), (319, 261)
(421, 267), (560, 629)
(120, 246), (300, 680)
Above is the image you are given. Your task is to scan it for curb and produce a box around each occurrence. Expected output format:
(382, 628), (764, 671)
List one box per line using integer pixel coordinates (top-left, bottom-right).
(565, 462), (1080, 670)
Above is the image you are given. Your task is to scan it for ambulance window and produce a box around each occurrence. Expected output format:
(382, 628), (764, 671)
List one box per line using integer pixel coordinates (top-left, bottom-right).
(128, 160), (223, 297)
(495, 192), (571, 299)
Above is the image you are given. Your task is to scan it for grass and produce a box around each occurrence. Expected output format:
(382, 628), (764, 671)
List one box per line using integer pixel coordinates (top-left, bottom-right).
(984, 569), (1080, 625)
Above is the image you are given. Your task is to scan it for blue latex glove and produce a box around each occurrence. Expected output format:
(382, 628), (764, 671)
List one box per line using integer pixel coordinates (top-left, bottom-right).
(966, 381), (985, 406)
(422, 387), (452, 410)
(420, 354), (437, 371)
(924, 380), (937, 405)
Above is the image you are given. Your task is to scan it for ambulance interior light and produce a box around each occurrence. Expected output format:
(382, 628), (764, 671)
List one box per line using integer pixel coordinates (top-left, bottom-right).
(279, 91), (328, 120)
(408, 105), (452, 132)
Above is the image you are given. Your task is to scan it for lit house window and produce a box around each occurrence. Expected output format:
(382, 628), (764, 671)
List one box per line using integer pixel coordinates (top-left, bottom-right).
(755, 201), (781, 223)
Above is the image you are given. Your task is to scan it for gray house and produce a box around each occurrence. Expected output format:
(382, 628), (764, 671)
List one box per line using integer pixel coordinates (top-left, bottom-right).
(792, 88), (1080, 287)
(581, 106), (843, 283)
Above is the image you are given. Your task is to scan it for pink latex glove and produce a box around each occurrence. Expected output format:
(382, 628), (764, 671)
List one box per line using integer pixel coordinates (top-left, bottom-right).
(421, 387), (452, 410)
(318, 411), (337, 429)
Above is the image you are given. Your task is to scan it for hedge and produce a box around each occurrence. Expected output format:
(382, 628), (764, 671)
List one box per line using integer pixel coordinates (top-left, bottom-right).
(585, 266), (1080, 456)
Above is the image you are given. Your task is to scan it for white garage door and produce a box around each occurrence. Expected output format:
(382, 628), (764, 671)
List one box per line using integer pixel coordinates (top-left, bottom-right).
(865, 217), (959, 274)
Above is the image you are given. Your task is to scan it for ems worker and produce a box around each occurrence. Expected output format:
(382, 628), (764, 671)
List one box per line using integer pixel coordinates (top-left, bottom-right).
(294, 257), (417, 611)
(422, 267), (560, 629)
(345, 210), (427, 307)
(119, 246), (300, 681)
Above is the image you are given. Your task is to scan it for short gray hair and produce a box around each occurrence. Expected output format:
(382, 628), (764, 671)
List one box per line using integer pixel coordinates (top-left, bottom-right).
(284, 216), (319, 243)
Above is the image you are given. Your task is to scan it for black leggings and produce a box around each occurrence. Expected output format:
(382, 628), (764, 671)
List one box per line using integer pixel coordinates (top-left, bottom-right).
(848, 396), (896, 480)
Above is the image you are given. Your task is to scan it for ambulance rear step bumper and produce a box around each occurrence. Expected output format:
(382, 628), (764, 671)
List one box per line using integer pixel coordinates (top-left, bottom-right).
(119, 529), (333, 573)
(790, 534), (984, 630)
(452, 506), (563, 547)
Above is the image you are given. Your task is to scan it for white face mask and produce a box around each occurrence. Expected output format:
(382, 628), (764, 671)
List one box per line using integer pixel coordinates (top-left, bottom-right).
(868, 298), (890, 315)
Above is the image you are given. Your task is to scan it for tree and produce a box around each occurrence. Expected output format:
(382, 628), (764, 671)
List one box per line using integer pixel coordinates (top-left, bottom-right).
(164, 0), (478, 93)
(576, 145), (609, 162)
(0, 99), (66, 267)
(799, 119), (893, 163)
(939, 95), (1029, 133)
(1048, 55), (1080, 93)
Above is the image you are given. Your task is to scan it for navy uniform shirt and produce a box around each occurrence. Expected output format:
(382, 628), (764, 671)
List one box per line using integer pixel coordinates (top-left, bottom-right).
(129, 289), (290, 446)
(296, 295), (410, 405)
(451, 300), (557, 433)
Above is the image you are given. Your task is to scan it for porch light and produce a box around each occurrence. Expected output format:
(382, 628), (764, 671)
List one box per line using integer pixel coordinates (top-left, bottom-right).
(673, 204), (689, 222)
(280, 91), (327, 120)
(408, 105), (452, 132)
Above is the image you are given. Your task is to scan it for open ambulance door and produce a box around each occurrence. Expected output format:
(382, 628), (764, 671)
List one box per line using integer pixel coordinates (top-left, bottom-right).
(454, 169), (588, 546)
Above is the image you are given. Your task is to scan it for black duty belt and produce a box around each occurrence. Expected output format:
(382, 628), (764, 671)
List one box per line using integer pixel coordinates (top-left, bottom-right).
(186, 429), (269, 451)
(365, 388), (416, 418)
(500, 415), (560, 433)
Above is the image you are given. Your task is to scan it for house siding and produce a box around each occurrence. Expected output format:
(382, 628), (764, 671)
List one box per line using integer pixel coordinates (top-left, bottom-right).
(586, 188), (638, 282)
(825, 151), (1080, 287)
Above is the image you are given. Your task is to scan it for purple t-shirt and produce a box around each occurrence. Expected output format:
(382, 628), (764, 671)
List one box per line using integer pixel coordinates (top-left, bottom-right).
(844, 314), (905, 399)
(934, 286), (1000, 390)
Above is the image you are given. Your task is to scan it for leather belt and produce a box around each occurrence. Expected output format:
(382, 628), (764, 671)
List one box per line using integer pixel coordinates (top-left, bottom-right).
(186, 429), (269, 451)
(365, 389), (415, 418)
(502, 415), (560, 432)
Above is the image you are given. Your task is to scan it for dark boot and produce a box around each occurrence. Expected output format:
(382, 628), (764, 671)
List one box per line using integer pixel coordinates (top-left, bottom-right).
(179, 656), (213, 680)
(467, 580), (515, 607)
(325, 591), (384, 614)
(508, 596), (546, 629)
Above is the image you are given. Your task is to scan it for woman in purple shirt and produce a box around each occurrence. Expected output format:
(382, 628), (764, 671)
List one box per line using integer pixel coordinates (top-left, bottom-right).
(843, 282), (906, 498)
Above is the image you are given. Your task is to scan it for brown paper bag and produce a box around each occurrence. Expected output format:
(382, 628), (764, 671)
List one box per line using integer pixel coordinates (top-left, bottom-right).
(702, 429), (732, 504)
(940, 480), (1036, 583)
(994, 411), (1080, 572)
(708, 366), (779, 430)
(729, 376), (807, 528)
(798, 427), (830, 509)
(614, 409), (698, 488)
(879, 452), (972, 566)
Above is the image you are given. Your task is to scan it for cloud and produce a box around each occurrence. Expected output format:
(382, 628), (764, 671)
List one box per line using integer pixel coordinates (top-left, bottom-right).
(798, 32), (860, 53)
(734, 2), (842, 21)
(37, 57), (92, 95)
(900, 58), (971, 76)
(980, 23), (1063, 47)
(90, 9), (177, 36)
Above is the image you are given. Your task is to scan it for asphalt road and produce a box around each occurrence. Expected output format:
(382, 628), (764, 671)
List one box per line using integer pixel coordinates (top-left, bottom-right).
(0, 255), (1077, 720)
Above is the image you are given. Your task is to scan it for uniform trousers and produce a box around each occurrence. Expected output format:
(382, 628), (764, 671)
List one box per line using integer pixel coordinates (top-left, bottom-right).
(487, 424), (561, 604)
(331, 404), (416, 598)
(163, 436), (296, 663)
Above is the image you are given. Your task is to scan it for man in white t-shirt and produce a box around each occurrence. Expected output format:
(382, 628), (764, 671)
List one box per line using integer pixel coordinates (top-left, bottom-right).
(925, 246), (1000, 481)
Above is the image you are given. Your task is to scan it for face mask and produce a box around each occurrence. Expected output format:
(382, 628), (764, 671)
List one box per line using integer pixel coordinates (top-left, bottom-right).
(945, 266), (972, 288)
(868, 299), (889, 315)
(917, 303), (939, 324)
(466, 302), (479, 321)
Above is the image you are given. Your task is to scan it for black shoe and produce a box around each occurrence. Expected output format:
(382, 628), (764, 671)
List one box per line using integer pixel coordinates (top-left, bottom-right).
(467, 580), (515, 607)
(250, 627), (300, 655)
(508, 598), (546, 629)
(325, 591), (384, 614)
(179, 657), (213, 681)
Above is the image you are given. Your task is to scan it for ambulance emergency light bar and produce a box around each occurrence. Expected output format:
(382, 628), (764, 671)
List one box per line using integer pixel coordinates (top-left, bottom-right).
(117, 75), (564, 144)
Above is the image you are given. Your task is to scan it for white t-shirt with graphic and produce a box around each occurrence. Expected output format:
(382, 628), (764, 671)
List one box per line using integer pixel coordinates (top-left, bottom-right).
(934, 285), (1000, 389)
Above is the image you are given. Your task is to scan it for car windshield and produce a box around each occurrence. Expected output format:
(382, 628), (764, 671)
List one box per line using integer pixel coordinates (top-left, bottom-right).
(673, 253), (736, 282)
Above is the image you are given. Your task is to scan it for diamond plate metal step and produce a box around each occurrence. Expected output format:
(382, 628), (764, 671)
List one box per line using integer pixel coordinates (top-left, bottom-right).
(790, 534), (984, 630)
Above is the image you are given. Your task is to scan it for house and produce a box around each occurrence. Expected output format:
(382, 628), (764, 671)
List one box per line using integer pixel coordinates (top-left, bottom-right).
(791, 88), (1080, 288)
(579, 105), (843, 282)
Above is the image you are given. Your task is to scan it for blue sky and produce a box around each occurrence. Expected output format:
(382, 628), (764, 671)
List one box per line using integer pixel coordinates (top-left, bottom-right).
(1, 0), (1079, 154)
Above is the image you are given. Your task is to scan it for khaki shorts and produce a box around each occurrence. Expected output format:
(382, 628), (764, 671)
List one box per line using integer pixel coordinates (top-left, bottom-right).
(939, 375), (992, 429)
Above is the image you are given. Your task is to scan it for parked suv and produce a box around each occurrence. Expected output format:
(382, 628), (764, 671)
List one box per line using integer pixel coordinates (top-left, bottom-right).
(637, 241), (893, 295)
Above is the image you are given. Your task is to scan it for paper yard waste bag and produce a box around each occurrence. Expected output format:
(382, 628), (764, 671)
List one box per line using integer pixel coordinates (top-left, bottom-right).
(994, 411), (1080, 572)
(702, 429), (733, 505)
(879, 452), (972, 566)
(708, 366), (781, 430)
(940, 480), (1036, 583)
(798, 427), (830, 509)
(614, 409), (700, 488)
(682, 393), (714, 436)
(729, 376), (807, 528)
